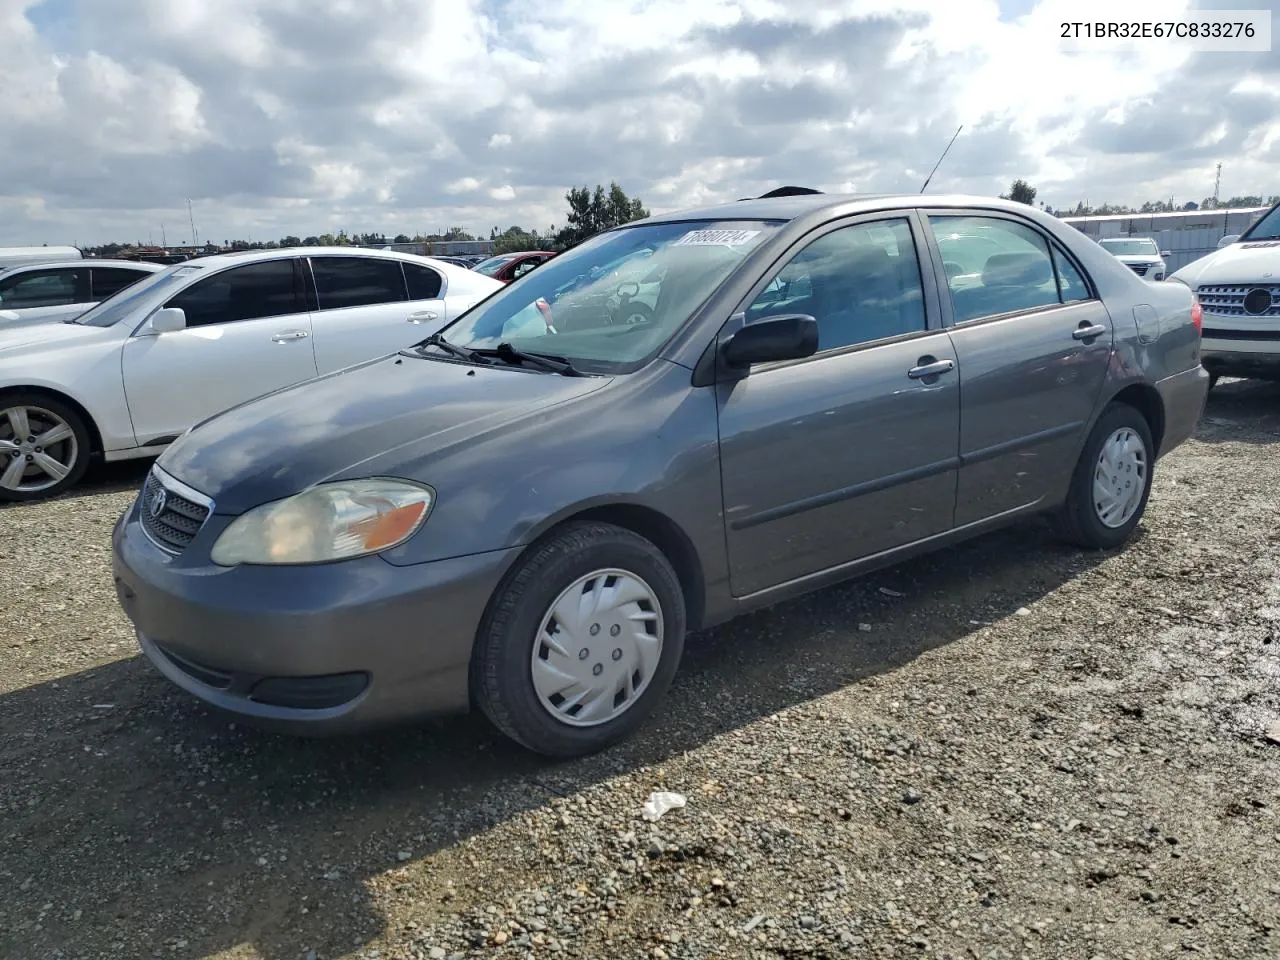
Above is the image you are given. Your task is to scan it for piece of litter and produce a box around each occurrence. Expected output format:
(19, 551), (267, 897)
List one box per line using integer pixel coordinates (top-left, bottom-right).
(396, 850), (412, 862)
(743, 913), (766, 932)
(1267, 719), (1280, 745)
(857, 623), (873, 633)
(91, 704), (114, 709)
(879, 587), (904, 598)
(1015, 607), (1031, 616)
(641, 791), (687, 822)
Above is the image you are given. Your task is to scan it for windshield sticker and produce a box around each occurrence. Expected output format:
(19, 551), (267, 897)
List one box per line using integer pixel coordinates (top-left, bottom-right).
(673, 229), (762, 247)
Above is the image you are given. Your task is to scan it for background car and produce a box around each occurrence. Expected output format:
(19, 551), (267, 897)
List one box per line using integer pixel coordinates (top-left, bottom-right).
(1097, 237), (1170, 280)
(111, 191), (1207, 758)
(0, 244), (83, 270)
(472, 250), (557, 283)
(0, 259), (163, 327)
(1170, 198), (1280, 386)
(0, 248), (502, 501)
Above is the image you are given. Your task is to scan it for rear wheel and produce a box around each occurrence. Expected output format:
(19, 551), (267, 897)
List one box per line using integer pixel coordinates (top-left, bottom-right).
(0, 394), (92, 502)
(1050, 402), (1154, 549)
(471, 521), (686, 757)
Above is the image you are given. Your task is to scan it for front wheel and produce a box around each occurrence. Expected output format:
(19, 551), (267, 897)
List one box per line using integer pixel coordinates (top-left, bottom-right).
(471, 522), (686, 757)
(0, 394), (92, 503)
(1050, 402), (1154, 549)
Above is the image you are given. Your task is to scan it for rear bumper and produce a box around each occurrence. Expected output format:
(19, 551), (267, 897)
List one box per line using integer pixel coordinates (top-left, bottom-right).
(1154, 364), (1210, 456)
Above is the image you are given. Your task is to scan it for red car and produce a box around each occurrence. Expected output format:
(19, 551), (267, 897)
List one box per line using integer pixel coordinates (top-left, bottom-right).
(472, 250), (556, 284)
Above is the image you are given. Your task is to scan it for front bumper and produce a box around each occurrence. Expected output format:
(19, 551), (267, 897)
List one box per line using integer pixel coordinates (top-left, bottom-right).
(112, 506), (522, 734)
(1200, 341), (1280, 381)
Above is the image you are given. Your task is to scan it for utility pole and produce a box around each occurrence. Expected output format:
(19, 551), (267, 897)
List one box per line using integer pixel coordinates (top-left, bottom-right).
(1213, 162), (1222, 208)
(188, 198), (198, 246)
(161, 223), (167, 247)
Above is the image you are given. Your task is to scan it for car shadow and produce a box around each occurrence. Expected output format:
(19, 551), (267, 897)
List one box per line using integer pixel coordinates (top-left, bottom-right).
(1, 518), (1115, 960)
(1195, 377), (1280, 444)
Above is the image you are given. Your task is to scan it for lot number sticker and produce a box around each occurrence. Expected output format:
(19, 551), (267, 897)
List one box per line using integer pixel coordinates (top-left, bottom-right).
(673, 229), (761, 247)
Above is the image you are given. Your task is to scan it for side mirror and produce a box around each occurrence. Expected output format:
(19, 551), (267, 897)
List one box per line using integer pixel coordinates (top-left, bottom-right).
(722, 314), (818, 368)
(1160, 250), (1171, 258)
(148, 307), (186, 334)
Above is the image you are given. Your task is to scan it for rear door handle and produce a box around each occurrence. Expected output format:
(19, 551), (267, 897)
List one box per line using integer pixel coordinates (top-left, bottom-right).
(408, 311), (439, 324)
(271, 330), (309, 342)
(907, 358), (955, 380)
(1073, 323), (1107, 340)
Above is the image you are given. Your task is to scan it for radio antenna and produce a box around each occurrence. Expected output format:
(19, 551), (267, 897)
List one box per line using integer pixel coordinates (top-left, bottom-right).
(920, 125), (963, 193)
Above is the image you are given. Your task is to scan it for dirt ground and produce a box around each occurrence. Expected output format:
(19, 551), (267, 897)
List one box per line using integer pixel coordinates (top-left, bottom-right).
(2, 380), (1278, 960)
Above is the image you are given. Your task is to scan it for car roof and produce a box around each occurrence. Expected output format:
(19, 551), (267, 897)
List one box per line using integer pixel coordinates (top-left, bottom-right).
(0, 258), (165, 278)
(636, 192), (1047, 225)
(179, 247), (473, 271)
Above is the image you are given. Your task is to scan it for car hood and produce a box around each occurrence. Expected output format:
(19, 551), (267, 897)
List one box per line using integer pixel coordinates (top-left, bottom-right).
(0, 319), (115, 356)
(1171, 240), (1280, 287)
(158, 353), (613, 514)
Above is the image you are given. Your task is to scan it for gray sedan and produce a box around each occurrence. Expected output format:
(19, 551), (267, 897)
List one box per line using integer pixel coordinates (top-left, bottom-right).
(112, 192), (1209, 756)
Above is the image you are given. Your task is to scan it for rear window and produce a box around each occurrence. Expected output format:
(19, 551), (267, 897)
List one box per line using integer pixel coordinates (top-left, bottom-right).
(310, 257), (409, 309)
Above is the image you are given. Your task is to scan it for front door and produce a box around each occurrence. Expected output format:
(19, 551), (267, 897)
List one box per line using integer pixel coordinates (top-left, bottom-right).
(0, 265), (91, 325)
(717, 215), (961, 598)
(306, 256), (448, 374)
(121, 258), (318, 446)
(924, 212), (1115, 527)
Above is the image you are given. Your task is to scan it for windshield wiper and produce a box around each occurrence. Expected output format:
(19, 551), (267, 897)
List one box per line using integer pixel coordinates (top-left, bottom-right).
(414, 332), (488, 364)
(473, 342), (586, 376)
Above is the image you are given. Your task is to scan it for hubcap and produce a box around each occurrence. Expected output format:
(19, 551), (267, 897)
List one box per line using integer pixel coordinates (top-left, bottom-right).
(530, 568), (664, 727)
(0, 405), (77, 493)
(1092, 427), (1147, 529)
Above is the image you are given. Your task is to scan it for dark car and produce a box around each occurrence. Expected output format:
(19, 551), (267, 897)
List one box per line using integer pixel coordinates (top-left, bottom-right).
(473, 250), (557, 284)
(112, 191), (1209, 757)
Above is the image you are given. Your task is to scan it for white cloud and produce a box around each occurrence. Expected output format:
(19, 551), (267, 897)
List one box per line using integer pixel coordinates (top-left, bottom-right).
(1, 0), (1277, 245)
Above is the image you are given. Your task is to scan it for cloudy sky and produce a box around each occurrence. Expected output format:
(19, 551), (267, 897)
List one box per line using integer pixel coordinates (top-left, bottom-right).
(0, 0), (1276, 246)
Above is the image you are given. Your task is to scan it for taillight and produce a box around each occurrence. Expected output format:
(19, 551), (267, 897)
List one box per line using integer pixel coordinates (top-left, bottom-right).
(1190, 297), (1202, 333)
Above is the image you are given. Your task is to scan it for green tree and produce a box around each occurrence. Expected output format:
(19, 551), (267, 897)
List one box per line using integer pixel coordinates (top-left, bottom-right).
(491, 225), (545, 255)
(554, 181), (649, 249)
(393, 234), (411, 244)
(1001, 179), (1038, 205)
(279, 235), (302, 247)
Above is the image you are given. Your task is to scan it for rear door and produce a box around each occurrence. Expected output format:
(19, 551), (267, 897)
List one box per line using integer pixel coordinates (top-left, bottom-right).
(306, 256), (447, 373)
(921, 211), (1113, 526)
(121, 258), (318, 445)
(716, 213), (961, 597)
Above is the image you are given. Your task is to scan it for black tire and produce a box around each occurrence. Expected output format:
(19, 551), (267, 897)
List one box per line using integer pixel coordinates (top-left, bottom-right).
(470, 521), (686, 757)
(612, 301), (654, 325)
(0, 392), (93, 503)
(1049, 402), (1155, 549)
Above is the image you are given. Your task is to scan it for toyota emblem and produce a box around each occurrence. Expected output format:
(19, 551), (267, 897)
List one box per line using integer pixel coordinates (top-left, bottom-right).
(149, 488), (168, 519)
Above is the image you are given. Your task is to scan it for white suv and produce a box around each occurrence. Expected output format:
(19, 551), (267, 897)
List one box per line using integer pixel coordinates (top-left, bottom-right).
(1097, 237), (1169, 281)
(1169, 200), (1280, 387)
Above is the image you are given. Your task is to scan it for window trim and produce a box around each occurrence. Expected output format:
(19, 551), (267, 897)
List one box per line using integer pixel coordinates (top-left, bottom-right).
(918, 208), (1101, 330)
(722, 209), (944, 373)
(155, 256), (307, 329)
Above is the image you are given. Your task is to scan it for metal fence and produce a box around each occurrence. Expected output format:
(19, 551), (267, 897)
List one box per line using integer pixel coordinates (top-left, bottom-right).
(1062, 207), (1269, 273)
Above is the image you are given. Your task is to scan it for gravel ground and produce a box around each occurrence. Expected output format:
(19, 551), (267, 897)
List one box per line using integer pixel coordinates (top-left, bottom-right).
(2, 380), (1279, 960)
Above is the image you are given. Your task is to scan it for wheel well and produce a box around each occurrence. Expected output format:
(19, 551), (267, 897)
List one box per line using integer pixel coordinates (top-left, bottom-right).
(1109, 383), (1166, 456)
(0, 386), (104, 456)
(550, 503), (707, 631)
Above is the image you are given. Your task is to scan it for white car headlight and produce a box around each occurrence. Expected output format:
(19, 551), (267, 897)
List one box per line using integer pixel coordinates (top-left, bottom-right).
(210, 478), (434, 566)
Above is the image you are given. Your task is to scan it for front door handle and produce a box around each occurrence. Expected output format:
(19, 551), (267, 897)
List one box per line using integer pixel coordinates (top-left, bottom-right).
(407, 311), (439, 324)
(907, 357), (955, 380)
(271, 330), (309, 342)
(1073, 322), (1107, 340)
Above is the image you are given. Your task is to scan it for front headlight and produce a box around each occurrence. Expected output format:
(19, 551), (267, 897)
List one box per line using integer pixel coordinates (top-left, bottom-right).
(210, 478), (434, 566)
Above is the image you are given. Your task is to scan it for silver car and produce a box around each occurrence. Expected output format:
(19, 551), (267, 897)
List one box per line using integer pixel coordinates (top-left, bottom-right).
(112, 192), (1209, 757)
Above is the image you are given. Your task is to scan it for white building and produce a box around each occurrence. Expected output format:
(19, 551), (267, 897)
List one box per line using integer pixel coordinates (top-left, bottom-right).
(1060, 206), (1270, 273)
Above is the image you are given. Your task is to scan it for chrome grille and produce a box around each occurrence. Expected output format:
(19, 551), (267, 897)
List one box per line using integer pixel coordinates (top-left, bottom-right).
(1127, 263), (1149, 276)
(1197, 283), (1280, 318)
(138, 468), (212, 553)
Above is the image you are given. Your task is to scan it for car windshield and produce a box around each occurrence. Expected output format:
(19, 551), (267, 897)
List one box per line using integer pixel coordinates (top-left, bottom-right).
(473, 255), (517, 276)
(1241, 204), (1280, 241)
(436, 219), (781, 374)
(1100, 239), (1158, 256)
(75, 263), (205, 326)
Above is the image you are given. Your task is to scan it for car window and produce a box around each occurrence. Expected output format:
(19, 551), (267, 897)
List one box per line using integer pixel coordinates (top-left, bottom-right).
(91, 267), (152, 300)
(474, 255), (517, 277)
(511, 258), (542, 280)
(404, 262), (443, 300)
(744, 218), (926, 352)
(0, 268), (87, 308)
(310, 256), (408, 310)
(165, 259), (302, 327)
(928, 216), (1065, 323)
(1052, 248), (1091, 303)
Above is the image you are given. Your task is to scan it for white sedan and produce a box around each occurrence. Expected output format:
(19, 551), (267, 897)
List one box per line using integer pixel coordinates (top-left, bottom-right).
(0, 258), (164, 327)
(0, 247), (502, 501)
